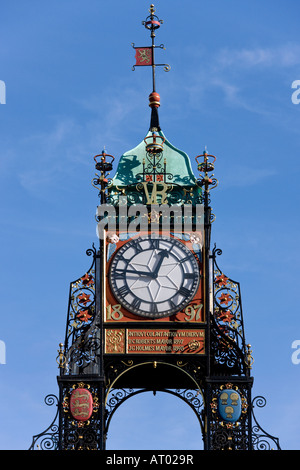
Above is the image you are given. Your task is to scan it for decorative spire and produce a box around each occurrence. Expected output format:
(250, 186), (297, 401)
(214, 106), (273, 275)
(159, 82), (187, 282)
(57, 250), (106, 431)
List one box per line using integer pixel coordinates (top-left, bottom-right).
(131, 4), (170, 132)
(195, 149), (218, 211)
(92, 150), (115, 203)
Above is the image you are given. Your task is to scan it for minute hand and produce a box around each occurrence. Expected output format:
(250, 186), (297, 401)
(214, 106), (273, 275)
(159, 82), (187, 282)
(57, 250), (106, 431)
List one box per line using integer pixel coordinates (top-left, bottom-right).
(116, 268), (156, 278)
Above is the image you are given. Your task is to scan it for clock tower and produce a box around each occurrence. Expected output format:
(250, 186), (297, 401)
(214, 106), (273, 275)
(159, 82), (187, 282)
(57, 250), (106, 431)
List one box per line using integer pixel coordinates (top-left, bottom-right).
(30, 5), (281, 451)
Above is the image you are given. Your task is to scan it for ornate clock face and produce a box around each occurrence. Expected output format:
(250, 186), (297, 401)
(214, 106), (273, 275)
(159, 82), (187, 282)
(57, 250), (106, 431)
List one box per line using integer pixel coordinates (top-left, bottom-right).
(109, 235), (200, 318)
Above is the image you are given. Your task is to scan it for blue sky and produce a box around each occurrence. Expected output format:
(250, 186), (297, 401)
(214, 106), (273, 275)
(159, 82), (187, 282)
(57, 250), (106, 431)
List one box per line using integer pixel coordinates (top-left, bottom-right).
(0, 0), (300, 450)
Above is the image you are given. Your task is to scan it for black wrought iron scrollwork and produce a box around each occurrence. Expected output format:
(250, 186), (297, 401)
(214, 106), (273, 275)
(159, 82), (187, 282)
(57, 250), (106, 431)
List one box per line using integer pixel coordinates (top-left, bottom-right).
(210, 245), (248, 375)
(65, 334), (101, 374)
(105, 388), (135, 435)
(211, 425), (251, 451)
(61, 247), (102, 375)
(105, 387), (205, 441)
(174, 389), (204, 430)
(251, 396), (281, 450)
(29, 395), (59, 450)
(67, 251), (95, 335)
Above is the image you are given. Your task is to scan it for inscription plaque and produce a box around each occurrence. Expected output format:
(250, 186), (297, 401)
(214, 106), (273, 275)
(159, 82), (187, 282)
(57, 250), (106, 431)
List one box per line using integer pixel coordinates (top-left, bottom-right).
(105, 328), (205, 355)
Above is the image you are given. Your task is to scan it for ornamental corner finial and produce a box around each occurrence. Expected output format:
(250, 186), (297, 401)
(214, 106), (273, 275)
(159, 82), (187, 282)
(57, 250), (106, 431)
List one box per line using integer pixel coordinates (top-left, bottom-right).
(56, 342), (66, 369)
(246, 344), (254, 369)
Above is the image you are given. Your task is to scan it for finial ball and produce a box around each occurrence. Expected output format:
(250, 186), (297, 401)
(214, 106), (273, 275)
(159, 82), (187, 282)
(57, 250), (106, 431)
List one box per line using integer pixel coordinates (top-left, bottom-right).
(149, 91), (160, 108)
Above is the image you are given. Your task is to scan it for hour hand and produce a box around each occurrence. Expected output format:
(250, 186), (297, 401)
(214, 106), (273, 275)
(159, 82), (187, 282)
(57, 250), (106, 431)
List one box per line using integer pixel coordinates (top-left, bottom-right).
(153, 250), (169, 277)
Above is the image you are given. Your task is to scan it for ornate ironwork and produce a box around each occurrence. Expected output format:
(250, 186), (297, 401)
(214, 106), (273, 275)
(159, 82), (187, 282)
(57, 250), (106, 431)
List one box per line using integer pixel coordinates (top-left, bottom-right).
(108, 182), (202, 208)
(210, 246), (249, 375)
(105, 358), (135, 391)
(251, 396), (281, 450)
(208, 381), (252, 450)
(132, 4), (170, 89)
(62, 246), (100, 375)
(92, 150), (115, 204)
(29, 395), (59, 450)
(196, 151), (218, 197)
(59, 381), (102, 450)
(105, 387), (205, 442)
(210, 423), (251, 451)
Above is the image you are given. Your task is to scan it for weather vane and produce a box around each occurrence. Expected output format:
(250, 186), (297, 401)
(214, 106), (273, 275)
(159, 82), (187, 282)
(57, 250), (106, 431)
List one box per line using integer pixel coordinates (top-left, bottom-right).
(131, 4), (170, 93)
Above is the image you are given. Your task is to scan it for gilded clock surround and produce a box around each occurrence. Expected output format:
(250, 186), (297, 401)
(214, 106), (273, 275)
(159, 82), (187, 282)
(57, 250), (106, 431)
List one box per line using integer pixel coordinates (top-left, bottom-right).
(106, 231), (204, 323)
(108, 234), (200, 318)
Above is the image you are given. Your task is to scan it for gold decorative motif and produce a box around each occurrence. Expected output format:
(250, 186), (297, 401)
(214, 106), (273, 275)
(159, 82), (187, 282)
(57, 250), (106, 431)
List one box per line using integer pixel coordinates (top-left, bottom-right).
(148, 209), (160, 223)
(137, 48), (152, 64)
(220, 392), (229, 405)
(137, 181), (170, 204)
(105, 329), (125, 354)
(187, 340), (200, 352)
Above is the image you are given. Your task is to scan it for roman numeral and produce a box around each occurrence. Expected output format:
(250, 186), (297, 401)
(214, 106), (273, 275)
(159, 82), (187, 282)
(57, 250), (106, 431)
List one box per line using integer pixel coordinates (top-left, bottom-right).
(132, 297), (142, 310)
(178, 287), (190, 298)
(168, 299), (177, 310)
(113, 271), (125, 280)
(134, 241), (143, 253)
(149, 302), (158, 313)
(148, 238), (160, 250)
(184, 272), (196, 279)
(117, 285), (130, 297)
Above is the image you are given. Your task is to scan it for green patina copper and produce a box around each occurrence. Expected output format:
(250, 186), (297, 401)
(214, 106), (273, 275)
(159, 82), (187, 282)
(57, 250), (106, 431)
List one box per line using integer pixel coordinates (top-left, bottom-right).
(108, 131), (202, 207)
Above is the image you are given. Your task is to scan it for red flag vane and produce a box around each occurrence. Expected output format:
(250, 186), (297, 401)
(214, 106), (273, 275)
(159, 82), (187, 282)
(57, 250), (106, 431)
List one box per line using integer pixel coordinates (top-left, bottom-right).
(132, 4), (170, 93)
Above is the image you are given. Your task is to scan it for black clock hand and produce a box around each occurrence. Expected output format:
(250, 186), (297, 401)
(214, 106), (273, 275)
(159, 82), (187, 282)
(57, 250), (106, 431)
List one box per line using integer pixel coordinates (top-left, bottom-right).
(153, 250), (169, 277)
(116, 268), (156, 278)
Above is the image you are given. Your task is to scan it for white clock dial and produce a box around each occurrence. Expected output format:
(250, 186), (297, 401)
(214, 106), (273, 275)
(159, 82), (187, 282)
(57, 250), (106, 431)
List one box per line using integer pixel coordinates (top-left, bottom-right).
(109, 235), (200, 318)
